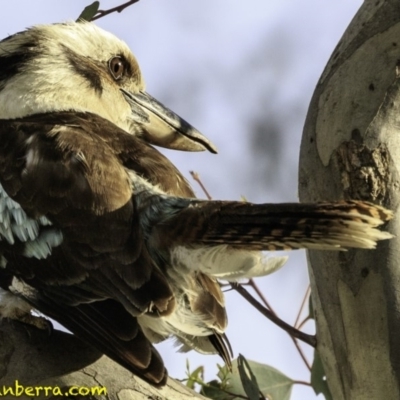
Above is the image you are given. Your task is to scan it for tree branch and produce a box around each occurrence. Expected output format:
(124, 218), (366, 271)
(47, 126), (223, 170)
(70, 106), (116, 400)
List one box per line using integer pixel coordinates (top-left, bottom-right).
(190, 171), (213, 200)
(246, 280), (312, 370)
(0, 319), (207, 399)
(232, 284), (317, 348)
(299, 0), (400, 398)
(91, 0), (140, 21)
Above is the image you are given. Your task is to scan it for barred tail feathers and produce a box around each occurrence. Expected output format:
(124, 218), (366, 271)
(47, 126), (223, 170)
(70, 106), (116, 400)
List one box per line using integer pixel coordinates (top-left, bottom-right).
(161, 200), (392, 281)
(158, 200), (393, 251)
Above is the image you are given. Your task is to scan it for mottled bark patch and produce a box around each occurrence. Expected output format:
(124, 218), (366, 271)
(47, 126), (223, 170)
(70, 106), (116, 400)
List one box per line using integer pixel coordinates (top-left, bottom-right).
(335, 140), (391, 202)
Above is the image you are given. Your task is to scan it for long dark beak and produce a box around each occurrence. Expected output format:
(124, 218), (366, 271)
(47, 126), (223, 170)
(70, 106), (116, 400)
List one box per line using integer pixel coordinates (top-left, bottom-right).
(121, 89), (217, 153)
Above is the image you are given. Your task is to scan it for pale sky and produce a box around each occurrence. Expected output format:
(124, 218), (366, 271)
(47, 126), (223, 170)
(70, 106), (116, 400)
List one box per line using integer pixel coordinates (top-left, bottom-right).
(0, 1), (363, 399)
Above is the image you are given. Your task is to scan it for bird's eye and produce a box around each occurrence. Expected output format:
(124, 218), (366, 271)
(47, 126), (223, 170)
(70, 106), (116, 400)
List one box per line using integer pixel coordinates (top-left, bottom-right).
(108, 56), (125, 80)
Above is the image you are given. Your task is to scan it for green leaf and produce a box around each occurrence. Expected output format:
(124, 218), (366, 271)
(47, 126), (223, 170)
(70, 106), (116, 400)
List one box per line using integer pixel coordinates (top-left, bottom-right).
(201, 380), (232, 400)
(311, 349), (332, 400)
(186, 365), (204, 390)
(237, 354), (261, 400)
(77, 1), (100, 22)
(219, 356), (294, 400)
(308, 294), (314, 320)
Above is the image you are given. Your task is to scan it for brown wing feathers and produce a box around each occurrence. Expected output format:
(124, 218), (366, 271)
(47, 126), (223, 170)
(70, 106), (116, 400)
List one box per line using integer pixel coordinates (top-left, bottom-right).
(0, 115), (175, 385)
(23, 290), (167, 386)
(0, 113), (230, 385)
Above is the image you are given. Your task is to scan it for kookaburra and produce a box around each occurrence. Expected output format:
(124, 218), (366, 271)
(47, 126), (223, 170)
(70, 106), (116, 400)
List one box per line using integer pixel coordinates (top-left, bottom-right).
(0, 22), (393, 386)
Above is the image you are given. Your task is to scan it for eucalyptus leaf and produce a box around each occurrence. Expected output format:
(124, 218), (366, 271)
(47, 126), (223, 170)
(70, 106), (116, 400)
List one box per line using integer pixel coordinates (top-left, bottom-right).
(200, 380), (232, 400)
(308, 294), (314, 320)
(186, 365), (204, 390)
(77, 1), (100, 22)
(237, 354), (261, 400)
(219, 356), (294, 400)
(311, 349), (332, 400)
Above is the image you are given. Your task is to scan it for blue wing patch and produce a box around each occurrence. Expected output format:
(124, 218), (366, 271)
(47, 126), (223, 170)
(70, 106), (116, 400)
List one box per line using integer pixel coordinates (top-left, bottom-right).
(0, 184), (63, 260)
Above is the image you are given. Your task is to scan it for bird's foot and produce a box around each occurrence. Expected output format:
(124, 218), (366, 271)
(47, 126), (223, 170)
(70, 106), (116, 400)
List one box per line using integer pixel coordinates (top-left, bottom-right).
(18, 312), (53, 334)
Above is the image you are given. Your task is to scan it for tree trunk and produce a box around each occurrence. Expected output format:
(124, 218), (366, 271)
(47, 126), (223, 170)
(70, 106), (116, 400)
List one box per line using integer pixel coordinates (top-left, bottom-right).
(299, 0), (400, 399)
(0, 320), (206, 400)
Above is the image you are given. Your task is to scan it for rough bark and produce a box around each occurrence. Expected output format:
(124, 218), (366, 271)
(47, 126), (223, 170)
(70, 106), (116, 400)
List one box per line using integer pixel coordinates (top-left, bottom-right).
(299, 0), (400, 399)
(0, 319), (206, 400)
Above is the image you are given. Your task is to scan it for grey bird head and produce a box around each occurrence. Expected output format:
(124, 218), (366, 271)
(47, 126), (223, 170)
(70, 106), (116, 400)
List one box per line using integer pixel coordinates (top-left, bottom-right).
(0, 21), (217, 153)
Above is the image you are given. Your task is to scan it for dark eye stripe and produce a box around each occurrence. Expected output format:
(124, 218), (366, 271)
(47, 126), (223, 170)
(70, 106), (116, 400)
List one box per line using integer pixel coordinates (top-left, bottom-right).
(62, 46), (103, 95)
(0, 40), (37, 90)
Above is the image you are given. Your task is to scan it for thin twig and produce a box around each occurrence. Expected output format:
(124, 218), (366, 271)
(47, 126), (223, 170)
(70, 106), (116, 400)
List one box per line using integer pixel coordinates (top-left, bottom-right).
(91, 0), (140, 21)
(190, 171), (213, 200)
(291, 285), (312, 370)
(294, 285), (311, 328)
(297, 316), (312, 331)
(291, 337), (311, 371)
(246, 280), (311, 369)
(248, 279), (276, 315)
(292, 380), (312, 387)
(250, 281), (311, 369)
(233, 284), (316, 347)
